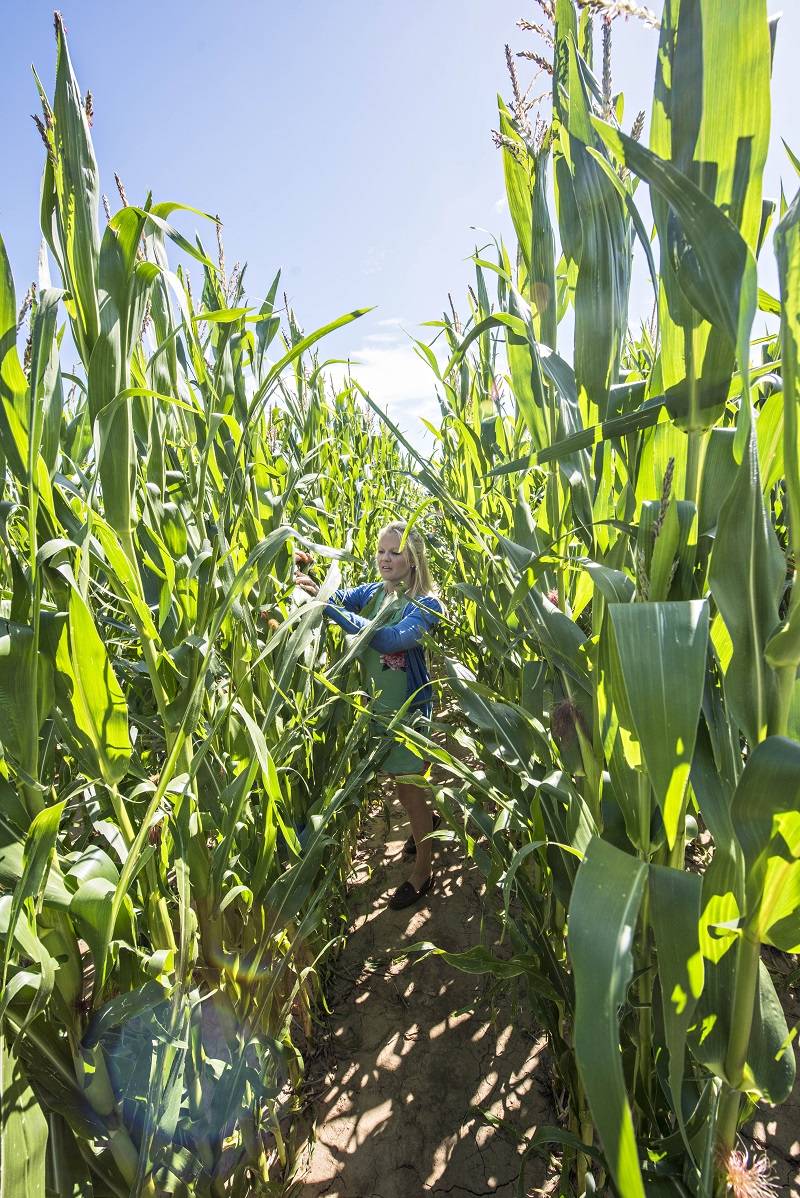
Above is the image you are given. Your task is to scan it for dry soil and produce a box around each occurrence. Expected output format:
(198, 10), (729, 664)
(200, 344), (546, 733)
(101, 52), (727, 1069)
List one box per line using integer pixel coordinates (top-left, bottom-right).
(297, 792), (557, 1198)
(297, 796), (800, 1198)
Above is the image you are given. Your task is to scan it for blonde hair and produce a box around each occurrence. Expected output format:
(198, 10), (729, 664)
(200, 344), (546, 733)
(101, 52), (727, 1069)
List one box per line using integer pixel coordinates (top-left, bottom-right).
(377, 520), (436, 600)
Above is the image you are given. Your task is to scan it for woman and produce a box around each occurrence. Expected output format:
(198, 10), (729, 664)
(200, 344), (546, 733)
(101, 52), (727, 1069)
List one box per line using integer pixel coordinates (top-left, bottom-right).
(295, 521), (442, 909)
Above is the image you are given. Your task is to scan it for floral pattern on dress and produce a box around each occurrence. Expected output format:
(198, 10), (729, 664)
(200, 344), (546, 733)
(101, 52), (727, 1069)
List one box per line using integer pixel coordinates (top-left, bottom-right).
(380, 651), (407, 671)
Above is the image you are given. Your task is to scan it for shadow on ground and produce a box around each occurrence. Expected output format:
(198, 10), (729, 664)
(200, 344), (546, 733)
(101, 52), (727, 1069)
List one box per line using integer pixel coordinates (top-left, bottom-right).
(297, 798), (556, 1198)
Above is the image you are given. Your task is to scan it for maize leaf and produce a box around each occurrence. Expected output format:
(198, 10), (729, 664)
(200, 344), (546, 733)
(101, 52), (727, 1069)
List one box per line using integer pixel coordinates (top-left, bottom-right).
(0, 234), (30, 483)
(610, 601), (708, 849)
(566, 37), (631, 423)
(498, 99), (557, 348)
(50, 589), (131, 787)
(49, 16), (101, 359)
(45, 1113), (94, 1198)
(570, 837), (647, 1198)
(774, 186), (800, 557)
(731, 735), (800, 952)
(648, 0), (771, 429)
(0, 1031), (48, 1198)
(708, 430), (783, 745)
(649, 864), (704, 1152)
(594, 119), (758, 441)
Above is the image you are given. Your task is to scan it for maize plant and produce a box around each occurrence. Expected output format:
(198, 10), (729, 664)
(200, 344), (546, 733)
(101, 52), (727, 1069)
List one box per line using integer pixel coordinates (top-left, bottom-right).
(0, 15), (426, 1197)
(1, 4), (799, 1198)
(360, 2), (799, 1196)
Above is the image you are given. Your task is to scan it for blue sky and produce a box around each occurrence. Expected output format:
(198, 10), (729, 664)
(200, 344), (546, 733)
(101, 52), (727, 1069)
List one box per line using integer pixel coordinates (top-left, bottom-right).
(1, 2), (797, 448)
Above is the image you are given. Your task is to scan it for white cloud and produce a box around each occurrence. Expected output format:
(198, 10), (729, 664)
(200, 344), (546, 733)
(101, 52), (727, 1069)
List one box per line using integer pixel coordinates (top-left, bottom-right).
(362, 247), (387, 275)
(494, 196), (508, 214)
(346, 337), (442, 453)
(363, 331), (404, 345)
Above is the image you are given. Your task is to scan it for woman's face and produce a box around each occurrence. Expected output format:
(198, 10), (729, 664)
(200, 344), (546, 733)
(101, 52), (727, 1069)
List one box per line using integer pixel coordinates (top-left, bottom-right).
(376, 530), (413, 588)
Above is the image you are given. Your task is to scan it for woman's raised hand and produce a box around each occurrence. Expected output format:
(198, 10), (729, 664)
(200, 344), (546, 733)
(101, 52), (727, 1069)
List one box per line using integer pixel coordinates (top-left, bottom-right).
(295, 572), (319, 597)
(294, 552), (319, 596)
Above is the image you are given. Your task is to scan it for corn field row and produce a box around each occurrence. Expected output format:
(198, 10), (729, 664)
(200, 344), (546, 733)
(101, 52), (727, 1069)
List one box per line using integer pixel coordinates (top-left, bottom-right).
(1, 3), (798, 1197)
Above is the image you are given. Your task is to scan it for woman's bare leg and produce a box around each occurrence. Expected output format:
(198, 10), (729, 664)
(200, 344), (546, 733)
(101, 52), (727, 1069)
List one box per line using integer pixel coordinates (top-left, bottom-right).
(396, 781), (433, 890)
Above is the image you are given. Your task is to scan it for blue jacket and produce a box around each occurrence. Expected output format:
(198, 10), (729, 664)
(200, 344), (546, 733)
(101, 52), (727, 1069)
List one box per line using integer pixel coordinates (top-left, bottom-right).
(325, 582), (442, 719)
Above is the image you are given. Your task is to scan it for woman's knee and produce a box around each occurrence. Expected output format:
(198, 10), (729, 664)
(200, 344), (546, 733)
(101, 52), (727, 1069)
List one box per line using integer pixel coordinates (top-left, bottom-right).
(396, 782), (427, 811)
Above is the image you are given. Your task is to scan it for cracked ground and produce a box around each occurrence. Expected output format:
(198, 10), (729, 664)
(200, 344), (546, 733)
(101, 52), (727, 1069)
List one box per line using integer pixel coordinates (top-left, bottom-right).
(297, 792), (557, 1198)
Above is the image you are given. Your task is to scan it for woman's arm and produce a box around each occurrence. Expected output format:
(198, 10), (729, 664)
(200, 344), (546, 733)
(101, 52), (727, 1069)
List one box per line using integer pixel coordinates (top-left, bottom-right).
(332, 585), (375, 614)
(325, 598), (441, 651)
(295, 569), (374, 613)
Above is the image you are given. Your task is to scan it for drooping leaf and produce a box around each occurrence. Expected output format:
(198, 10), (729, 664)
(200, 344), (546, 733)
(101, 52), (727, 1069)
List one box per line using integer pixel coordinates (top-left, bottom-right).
(649, 864), (704, 1151)
(593, 117), (758, 431)
(708, 431), (784, 745)
(569, 837), (647, 1198)
(1, 801), (65, 987)
(45, 1113), (93, 1198)
(610, 601), (709, 848)
(0, 620), (44, 777)
(50, 587), (131, 786)
(0, 1031), (47, 1198)
(731, 736), (800, 952)
(645, 0), (771, 429)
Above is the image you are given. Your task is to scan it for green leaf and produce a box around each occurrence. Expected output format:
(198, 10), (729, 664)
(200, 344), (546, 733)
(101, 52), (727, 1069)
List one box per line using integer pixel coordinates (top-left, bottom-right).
(566, 40), (631, 422)
(698, 428), (738, 537)
(445, 658), (547, 779)
(0, 233), (30, 482)
(0, 848), (72, 914)
(645, 0), (770, 430)
(248, 307), (372, 423)
(404, 942), (562, 1003)
(0, 1031), (47, 1198)
(580, 560), (635, 605)
(45, 1113), (93, 1198)
(708, 431), (784, 745)
(756, 390), (785, 497)
(498, 98), (557, 347)
(569, 837), (647, 1198)
(775, 185), (800, 557)
(0, 620), (43, 776)
(83, 981), (167, 1049)
(649, 864), (704, 1152)
(68, 878), (132, 996)
(51, 588), (131, 786)
(1, 801), (65, 991)
(521, 396), (666, 469)
(610, 601), (709, 848)
(731, 736), (800, 950)
(48, 18), (102, 359)
(592, 118), (758, 431)
(539, 777), (595, 909)
(26, 287), (63, 483)
(505, 289), (550, 450)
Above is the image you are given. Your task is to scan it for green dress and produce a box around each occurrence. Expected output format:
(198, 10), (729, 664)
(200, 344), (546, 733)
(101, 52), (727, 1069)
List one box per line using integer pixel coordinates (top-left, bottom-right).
(362, 590), (429, 777)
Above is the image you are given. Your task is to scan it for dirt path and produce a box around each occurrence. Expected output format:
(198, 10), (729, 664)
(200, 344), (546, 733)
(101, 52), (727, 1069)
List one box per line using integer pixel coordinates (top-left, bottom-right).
(296, 797), (800, 1198)
(297, 794), (557, 1198)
